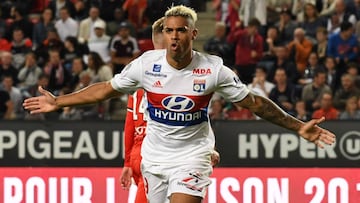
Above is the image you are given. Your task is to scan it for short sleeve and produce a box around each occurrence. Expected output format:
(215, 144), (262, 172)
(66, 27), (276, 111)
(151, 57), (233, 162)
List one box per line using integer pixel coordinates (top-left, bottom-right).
(110, 57), (143, 94)
(216, 65), (249, 102)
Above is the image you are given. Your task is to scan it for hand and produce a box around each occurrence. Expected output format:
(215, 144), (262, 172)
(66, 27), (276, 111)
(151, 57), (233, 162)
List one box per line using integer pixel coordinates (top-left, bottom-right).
(23, 86), (59, 114)
(298, 117), (336, 148)
(120, 167), (133, 190)
(211, 150), (220, 167)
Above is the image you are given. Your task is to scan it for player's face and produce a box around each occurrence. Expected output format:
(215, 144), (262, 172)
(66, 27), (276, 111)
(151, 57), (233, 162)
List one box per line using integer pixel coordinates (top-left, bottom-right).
(163, 16), (197, 63)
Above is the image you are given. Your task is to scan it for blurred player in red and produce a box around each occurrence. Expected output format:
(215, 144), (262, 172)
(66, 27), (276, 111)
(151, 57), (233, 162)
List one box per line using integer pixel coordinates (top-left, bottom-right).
(120, 17), (165, 203)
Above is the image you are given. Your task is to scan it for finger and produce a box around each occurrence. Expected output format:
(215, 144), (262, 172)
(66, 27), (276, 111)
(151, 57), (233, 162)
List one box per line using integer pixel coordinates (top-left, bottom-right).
(38, 86), (45, 94)
(23, 97), (39, 104)
(320, 133), (336, 145)
(24, 104), (40, 110)
(314, 117), (325, 125)
(314, 140), (324, 149)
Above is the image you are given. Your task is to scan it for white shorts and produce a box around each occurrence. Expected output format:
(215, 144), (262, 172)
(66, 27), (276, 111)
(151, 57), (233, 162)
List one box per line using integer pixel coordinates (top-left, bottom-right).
(141, 162), (212, 203)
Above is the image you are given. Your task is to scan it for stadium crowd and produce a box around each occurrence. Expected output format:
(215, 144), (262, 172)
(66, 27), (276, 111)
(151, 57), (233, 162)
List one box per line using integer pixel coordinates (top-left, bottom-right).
(1, 0), (360, 121)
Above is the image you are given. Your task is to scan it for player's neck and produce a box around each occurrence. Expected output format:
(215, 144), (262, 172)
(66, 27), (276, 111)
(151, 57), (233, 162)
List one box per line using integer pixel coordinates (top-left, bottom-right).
(166, 51), (192, 70)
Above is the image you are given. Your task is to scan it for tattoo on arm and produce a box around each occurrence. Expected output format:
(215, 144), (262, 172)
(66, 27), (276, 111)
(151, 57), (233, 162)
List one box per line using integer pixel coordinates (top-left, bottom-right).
(246, 94), (304, 131)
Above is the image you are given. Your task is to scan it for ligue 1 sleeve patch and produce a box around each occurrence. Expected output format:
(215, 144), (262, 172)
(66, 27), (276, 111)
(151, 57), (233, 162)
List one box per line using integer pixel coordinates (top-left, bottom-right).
(193, 79), (206, 92)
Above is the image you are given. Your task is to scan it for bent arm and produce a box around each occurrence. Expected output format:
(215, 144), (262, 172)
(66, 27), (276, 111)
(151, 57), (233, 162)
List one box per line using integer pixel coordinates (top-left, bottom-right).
(235, 92), (304, 131)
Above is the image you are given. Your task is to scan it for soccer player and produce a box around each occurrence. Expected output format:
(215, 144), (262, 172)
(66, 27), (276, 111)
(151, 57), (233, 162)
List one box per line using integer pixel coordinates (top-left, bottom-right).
(120, 17), (220, 202)
(24, 5), (336, 203)
(119, 17), (165, 203)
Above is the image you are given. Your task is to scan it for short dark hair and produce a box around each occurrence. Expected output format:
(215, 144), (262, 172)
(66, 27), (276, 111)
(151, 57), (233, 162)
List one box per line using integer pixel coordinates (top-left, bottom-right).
(248, 18), (261, 27)
(340, 21), (353, 32)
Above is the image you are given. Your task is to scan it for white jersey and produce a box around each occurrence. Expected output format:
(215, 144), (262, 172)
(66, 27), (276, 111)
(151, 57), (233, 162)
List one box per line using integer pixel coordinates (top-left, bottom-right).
(111, 50), (249, 165)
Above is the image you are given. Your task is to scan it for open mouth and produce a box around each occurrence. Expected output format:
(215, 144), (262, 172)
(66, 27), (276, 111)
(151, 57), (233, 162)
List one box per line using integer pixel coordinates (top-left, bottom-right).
(171, 43), (179, 51)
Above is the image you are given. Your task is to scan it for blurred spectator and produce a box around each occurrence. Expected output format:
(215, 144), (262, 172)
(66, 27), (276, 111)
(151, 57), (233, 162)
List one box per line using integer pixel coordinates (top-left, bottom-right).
(110, 22), (141, 74)
(333, 73), (360, 110)
(319, 0), (337, 17)
(0, 51), (19, 85)
(227, 18), (263, 84)
(267, 0), (292, 26)
(247, 66), (275, 97)
(209, 99), (227, 120)
(226, 103), (255, 120)
(346, 62), (360, 88)
(78, 6), (105, 42)
(291, 0), (306, 22)
(276, 8), (298, 44)
(122, 0), (148, 31)
(73, 0), (88, 21)
(17, 52), (43, 91)
(25, 74), (50, 98)
(298, 52), (324, 86)
(352, 0), (360, 19)
(339, 95), (360, 119)
(55, 7), (79, 42)
(88, 21), (111, 63)
(106, 7), (136, 37)
(259, 26), (280, 70)
(267, 45), (300, 84)
(43, 49), (72, 94)
(63, 36), (87, 71)
(323, 56), (341, 90)
(100, 0), (124, 22)
(5, 5), (33, 41)
(239, 0), (266, 30)
(269, 68), (297, 115)
(327, 12), (342, 35)
(0, 75), (23, 119)
(0, 36), (11, 52)
(10, 28), (32, 70)
(35, 28), (65, 67)
(326, 0), (357, 31)
(86, 51), (113, 84)
(48, 0), (76, 20)
(287, 28), (313, 74)
(312, 92), (339, 119)
(213, 0), (240, 31)
(294, 100), (311, 121)
(312, 27), (328, 63)
(300, 3), (326, 42)
(203, 21), (234, 67)
(302, 68), (332, 114)
(69, 57), (86, 90)
(0, 88), (13, 120)
(327, 21), (358, 67)
(32, 8), (55, 49)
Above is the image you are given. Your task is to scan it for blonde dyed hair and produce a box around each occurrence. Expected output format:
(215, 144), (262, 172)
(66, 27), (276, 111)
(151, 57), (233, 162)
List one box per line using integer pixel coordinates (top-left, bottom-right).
(164, 5), (197, 28)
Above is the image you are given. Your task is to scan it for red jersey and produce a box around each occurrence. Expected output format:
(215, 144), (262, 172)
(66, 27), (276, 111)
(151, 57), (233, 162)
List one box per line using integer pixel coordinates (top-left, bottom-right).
(124, 89), (147, 167)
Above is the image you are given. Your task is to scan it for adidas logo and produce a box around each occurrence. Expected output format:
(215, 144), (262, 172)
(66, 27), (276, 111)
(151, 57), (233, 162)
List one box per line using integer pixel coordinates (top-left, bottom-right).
(152, 80), (163, 88)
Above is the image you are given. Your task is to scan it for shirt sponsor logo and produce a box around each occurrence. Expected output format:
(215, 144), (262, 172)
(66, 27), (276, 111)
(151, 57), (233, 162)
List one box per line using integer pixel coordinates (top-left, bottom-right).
(193, 79), (206, 92)
(192, 68), (212, 75)
(153, 64), (161, 72)
(145, 71), (167, 78)
(161, 96), (195, 112)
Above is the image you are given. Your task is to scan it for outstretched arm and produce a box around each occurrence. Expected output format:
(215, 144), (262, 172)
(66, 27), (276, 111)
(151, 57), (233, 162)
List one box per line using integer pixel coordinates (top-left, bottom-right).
(235, 93), (336, 148)
(23, 81), (122, 114)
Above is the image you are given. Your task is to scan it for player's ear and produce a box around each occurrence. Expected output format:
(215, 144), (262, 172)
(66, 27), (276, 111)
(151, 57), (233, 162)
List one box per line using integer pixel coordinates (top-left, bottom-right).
(192, 28), (198, 40)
